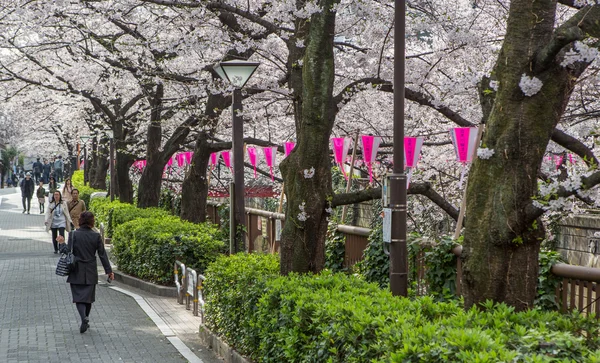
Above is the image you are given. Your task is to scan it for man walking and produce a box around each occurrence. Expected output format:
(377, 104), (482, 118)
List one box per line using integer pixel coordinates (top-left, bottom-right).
(54, 156), (64, 183)
(42, 159), (51, 184)
(20, 172), (35, 214)
(32, 158), (43, 183)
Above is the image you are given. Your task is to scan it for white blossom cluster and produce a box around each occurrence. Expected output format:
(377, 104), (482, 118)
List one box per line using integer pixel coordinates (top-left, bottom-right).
(519, 74), (543, 97)
(477, 147), (495, 160)
(297, 202), (308, 222)
(303, 167), (315, 179)
(560, 41), (598, 67)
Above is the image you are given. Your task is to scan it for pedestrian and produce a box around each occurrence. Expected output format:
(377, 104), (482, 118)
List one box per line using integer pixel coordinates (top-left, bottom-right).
(45, 191), (73, 254)
(67, 189), (86, 230)
(20, 172), (35, 214)
(36, 180), (46, 214)
(32, 157), (43, 183)
(42, 159), (52, 183)
(56, 211), (114, 334)
(47, 176), (58, 203)
(62, 178), (73, 203)
(54, 155), (64, 183)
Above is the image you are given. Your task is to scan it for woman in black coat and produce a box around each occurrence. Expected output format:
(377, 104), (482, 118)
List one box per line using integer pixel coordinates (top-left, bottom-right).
(58, 211), (114, 333)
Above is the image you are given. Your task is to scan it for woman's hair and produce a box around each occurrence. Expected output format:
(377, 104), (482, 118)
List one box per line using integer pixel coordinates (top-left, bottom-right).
(52, 191), (62, 203)
(64, 178), (71, 186)
(79, 211), (95, 228)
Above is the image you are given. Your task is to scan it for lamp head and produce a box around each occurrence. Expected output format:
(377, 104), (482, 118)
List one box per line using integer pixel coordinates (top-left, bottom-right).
(213, 60), (260, 88)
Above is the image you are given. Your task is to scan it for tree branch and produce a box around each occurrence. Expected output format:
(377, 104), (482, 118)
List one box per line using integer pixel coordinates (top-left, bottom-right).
(331, 182), (459, 221)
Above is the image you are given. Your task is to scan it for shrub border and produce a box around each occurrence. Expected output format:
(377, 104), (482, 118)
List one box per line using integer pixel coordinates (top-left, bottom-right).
(113, 270), (177, 297)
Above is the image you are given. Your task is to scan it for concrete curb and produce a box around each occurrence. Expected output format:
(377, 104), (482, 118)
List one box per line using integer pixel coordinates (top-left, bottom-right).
(113, 270), (178, 297)
(198, 325), (253, 363)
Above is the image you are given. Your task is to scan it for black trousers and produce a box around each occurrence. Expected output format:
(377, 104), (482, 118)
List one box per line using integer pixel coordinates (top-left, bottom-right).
(51, 227), (65, 253)
(21, 196), (31, 212)
(34, 172), (41, 183)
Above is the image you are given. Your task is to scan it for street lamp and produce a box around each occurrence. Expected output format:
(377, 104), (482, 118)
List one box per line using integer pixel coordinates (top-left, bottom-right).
(389, 0), (408, 296)
(80, 135), (91, 186)
(213, 60), (260, 254)
(105, 130), (115, 202)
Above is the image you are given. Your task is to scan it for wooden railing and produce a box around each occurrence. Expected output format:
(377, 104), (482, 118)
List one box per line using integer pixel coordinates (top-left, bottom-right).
(206, 201), (600, 316)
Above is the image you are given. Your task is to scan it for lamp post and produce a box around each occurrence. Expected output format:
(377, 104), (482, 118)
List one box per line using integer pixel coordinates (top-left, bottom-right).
(105, 130), (115, 202)
(213, 60), (260, 254)
(80, 135), (91, 186)
(389, 0), (408, 296)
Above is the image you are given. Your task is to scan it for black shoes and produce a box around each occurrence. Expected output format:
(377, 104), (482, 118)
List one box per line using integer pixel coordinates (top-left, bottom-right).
(22, 210), (25, 214)
(54, 251), (58, 254)
(80, 318), (89, 333)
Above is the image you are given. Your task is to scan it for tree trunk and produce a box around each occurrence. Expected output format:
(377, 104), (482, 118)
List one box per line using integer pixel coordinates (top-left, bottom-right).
(462, 1), (595, 310)
(180, 132), (211, 223)
(279, 0), (339, 275)
(115, 139), (134, 203)
(89, 137), (108, 190)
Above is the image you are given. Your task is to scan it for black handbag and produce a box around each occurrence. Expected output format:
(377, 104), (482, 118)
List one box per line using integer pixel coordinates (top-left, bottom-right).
(55, 234), (78, 276)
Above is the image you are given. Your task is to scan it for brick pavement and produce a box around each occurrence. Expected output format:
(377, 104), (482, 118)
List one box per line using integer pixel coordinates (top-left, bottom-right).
(0, 189), (223, 363)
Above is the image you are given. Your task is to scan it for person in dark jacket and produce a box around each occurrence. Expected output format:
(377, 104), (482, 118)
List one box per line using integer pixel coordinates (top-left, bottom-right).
(57, 211), (114, 333)
(20, 172), (35, 214)
(32, 158), (43, 183)
(42, 159), (52, 184)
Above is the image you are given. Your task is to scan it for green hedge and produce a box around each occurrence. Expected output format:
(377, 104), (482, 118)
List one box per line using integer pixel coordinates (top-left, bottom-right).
(112, 216), (225, 285)
(203, 254), (280, 360)
(71, 170), (104, 206)
(204, 254), (600, 363)
(89, 198), (170, 238)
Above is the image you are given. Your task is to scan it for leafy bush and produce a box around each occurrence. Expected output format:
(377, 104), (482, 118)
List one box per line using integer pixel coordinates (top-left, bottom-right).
(88, 198), (170, 238)
(203, 253), (280, 359)
(324, 222), (346, 272)
(423, 235), (459, 300)
(204, 254), (600, 363)
(536, 249), (563, 311)
(71, 170), (104, 206)
(112, 216), (225, 285)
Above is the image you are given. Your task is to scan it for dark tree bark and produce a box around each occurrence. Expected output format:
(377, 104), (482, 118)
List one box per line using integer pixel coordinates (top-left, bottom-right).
(462, 3), (600, 310)
(180, 132), (211, 223)
(89, 136), (108, 190)
(279, 0), (339, 275)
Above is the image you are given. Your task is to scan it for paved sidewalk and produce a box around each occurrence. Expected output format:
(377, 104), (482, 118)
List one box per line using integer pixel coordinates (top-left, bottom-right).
(0, 190), (223, 363)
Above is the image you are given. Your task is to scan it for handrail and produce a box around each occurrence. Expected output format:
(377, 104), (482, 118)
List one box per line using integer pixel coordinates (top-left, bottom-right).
(185, 268), (198, 316)
(336, 224), (371, 237)
(198, 274), (206, 323)
(174, 260), (186, 305)
(551, 263), (600, 282)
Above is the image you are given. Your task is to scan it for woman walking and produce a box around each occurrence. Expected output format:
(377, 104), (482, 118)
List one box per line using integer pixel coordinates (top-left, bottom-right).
(68, 189), (86, 229)
(45, 191), (72, 254)
(47, 176), (58, 203)
(57, 211), (114, 333)
(61, 178), (73, 203)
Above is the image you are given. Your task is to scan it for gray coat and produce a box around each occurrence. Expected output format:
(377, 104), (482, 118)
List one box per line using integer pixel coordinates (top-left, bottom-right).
(60, 226), (112, 285)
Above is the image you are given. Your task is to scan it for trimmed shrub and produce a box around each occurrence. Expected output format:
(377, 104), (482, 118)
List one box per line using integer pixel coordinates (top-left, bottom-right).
(204, 254), (600, 363)
(203, 254), (280, 359)
(71, 170), (104, 206)
(112, 216), (225, 285)
(88, 198), (170, 238)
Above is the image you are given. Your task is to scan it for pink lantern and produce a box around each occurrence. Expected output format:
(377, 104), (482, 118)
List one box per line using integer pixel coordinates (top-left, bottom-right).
(210, 152), (220, 169)
(555, 155), (564, 169)
(331, 137), (352, 179)
(449, 127), (479, 188)
(247, 147), (258, 178)
(284, 142), (295, 158)
(176, 153), (185, 168)
(361, 135), (382, 183)
(167, 155), (174, 167)
(222, 151), (232, 170)
(404, 137), (424, 188)
(569, 154), (575, 164)
(185, 151), (193, 164)
(263, 146), (277, 181)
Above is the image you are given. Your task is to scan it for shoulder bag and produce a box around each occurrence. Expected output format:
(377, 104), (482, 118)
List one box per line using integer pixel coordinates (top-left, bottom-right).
(55, 233), (78, 276)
